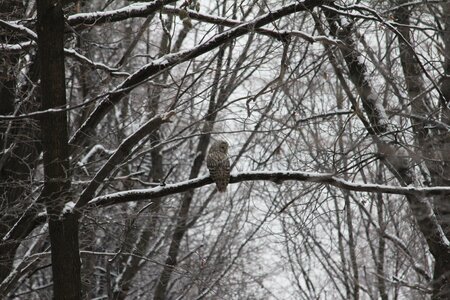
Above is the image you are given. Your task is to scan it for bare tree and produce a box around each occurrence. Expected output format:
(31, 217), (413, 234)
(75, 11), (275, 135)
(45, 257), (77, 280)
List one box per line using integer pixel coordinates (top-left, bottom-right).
(2, 0), (450, 299)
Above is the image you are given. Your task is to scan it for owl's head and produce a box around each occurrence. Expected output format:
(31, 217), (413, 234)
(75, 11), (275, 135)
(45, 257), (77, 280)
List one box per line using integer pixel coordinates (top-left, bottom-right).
(211, 140), (228, 153)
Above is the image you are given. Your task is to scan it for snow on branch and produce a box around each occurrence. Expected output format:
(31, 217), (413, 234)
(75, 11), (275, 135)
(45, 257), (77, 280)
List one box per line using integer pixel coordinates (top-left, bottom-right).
(77, 144), (101, 175)
(67, 0), (177, 29)
(64, 49), (128, 75)
(0, 19), (37, 39)
(88, 170), (450, 207)
(0, 19), (36, 53)
(0, 41), (35, 52)
(79, 144), (115, 167)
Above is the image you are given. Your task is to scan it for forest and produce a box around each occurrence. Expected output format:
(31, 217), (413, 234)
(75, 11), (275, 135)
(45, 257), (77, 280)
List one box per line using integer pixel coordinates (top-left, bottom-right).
(1, 0), (450, 299)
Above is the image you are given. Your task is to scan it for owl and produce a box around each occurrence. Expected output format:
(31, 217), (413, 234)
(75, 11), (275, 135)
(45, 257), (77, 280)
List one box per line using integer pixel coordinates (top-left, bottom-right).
(207, 140), (230, 192)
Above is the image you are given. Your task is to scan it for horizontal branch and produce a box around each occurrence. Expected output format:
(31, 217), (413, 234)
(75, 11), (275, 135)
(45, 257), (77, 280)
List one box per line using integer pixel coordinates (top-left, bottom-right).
(67, 0), (177, 29)
(89, 171), (450, 207)
(0, 41), (34, 52)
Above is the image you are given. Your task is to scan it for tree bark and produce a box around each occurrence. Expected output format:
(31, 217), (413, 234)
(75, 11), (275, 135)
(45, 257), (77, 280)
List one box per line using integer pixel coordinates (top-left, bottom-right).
(37, 0), (81, 298)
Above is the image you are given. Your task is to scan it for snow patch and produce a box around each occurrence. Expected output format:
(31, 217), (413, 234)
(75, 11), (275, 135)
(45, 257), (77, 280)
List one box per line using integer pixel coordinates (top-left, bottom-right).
(63, 201), (76, 214)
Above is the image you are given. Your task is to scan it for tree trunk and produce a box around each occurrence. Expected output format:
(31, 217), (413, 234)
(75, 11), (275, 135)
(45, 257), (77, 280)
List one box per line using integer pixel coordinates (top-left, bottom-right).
(37, 0), (81, 298)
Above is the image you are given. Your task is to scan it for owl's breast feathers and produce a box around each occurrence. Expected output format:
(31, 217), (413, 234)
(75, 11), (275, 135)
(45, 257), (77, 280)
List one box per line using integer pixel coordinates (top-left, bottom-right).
(207, 151), (230, 192)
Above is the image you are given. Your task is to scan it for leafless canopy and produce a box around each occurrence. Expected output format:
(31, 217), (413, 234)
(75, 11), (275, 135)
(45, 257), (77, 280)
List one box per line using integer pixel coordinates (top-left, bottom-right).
(1, 0), (450, 299)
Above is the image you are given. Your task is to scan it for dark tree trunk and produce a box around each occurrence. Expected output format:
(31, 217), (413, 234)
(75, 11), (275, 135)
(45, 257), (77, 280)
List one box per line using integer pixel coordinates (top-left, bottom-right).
(37, 0), (81, 298)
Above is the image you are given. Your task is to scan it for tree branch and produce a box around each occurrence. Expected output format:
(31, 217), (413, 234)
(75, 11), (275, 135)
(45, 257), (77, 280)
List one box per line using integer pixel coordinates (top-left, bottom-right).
(67, 0), (177, 29)
(89, 171), (450, 207)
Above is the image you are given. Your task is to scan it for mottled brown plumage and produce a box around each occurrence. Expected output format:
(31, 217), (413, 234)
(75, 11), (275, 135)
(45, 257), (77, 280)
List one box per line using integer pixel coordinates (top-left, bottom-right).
(207, 140), (230, 192)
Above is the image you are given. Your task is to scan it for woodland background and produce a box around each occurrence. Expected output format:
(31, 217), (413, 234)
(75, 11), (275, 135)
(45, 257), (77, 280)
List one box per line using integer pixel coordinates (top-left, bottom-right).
(1, 0), (450, 299)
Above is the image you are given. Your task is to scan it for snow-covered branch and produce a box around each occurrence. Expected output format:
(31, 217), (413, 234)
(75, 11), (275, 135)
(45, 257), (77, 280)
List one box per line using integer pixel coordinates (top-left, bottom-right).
(0, 19), (36, 53)
(0, 19), (37, 39)
(67, 0), (177, 29)
(64, 49), (128, 75)
(79, 144), (115, 167)
(88, 170), (450, 207)
(0, 41), (35, 52)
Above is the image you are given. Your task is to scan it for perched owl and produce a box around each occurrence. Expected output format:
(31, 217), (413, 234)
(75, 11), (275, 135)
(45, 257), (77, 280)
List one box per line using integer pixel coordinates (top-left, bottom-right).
(207, 140), (230, 192)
